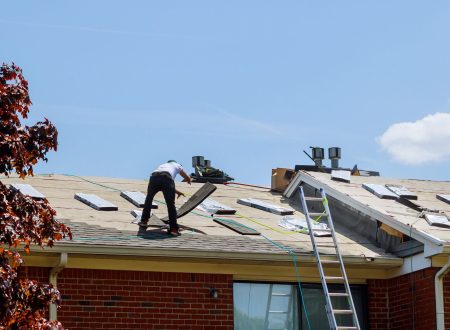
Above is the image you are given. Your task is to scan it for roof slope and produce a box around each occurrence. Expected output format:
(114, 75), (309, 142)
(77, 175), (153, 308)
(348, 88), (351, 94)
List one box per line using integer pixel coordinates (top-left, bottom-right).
(294, 171), (450, 247)
(2, 174), (395, 262)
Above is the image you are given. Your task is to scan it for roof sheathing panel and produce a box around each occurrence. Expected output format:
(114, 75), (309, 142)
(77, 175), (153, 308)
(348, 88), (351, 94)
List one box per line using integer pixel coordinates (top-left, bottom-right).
(1, 174), (395, 260)
(301, 171), (450, 245)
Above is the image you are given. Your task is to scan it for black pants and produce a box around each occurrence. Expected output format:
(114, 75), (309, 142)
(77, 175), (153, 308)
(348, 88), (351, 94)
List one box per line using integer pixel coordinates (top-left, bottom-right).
(141, 173), (178, 230)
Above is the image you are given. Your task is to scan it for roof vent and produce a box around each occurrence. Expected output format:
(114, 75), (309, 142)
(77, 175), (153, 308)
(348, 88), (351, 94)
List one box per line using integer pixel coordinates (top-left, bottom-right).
(192, 156), (205, 168)
(310, 147), (324, 167)
(191, 156), (234, 184)
(328, 147), (341, 169)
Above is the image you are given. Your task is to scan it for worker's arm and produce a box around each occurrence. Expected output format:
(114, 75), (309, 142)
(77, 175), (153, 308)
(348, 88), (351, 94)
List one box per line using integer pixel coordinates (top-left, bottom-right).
(175, 169), (191, 198)
(180, 170), (192, 184)
(175, 188), (185, 199)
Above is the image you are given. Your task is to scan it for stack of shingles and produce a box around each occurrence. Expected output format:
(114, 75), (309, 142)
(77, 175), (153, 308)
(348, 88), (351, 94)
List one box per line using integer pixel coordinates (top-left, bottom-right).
(362, 183), (450, 228)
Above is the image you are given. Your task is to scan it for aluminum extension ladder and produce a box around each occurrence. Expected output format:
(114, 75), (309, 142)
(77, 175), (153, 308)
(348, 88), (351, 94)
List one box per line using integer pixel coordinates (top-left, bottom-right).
(264, 284), (294, 330)
(299, 186), (360, 330)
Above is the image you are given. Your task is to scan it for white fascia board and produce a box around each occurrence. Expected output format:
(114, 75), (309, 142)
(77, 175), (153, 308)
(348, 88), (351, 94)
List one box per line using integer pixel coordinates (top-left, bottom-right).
(20, 243), (402, 267)
(388, 252), (432, 277)
(297, 172), (445, 249)
(424, 242), (445, 258)
(283, 171), (303, 198)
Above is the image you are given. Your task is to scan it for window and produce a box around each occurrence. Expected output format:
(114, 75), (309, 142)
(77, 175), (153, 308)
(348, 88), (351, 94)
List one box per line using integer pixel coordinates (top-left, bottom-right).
(234, 283), (299, 330)
(234, 282), (367, 330)
(300, 284), (367, 330)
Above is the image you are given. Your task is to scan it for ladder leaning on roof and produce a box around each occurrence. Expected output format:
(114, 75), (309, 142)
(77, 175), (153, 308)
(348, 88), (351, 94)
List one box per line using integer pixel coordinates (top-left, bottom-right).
(298, 186), (361, 330)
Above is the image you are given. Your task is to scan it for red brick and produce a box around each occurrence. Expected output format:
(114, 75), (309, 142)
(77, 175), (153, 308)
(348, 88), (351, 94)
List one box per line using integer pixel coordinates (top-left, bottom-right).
(23, 267), (233, 330)
(368, 267), (446, 330)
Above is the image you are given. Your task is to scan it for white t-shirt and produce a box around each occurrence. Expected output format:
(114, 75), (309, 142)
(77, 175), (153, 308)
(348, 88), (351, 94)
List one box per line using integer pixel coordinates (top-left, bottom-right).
(152, 162), (183, 180)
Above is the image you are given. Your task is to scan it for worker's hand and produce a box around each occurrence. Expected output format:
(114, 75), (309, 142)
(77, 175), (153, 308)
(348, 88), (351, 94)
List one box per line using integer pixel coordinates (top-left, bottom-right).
(176, 191), (185, 199)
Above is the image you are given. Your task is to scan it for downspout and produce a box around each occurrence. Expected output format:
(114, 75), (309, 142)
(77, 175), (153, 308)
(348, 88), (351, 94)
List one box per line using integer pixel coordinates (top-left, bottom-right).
(49, 253), (68, 322)
(435, 255), (450, 330)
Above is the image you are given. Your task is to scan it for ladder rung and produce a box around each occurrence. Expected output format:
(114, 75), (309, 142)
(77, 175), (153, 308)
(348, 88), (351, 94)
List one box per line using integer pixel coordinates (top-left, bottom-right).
(304, 197), (323, 202)
(316, 244), (336, 248)
(325, 276), (344, 281)
(271, 293), (291, 296)
(308, 212), (328, 217)
(329, 292), (349, 297)
(333, 309), (354, 315)
(321, 259), (340, 264)
(312, 228), (332, 232)
(337, 327), (358, 330)
(269, 310), (288, 314)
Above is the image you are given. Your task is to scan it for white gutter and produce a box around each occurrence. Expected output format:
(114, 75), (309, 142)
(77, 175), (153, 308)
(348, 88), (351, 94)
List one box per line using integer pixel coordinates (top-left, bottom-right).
(40, 243), (401, 267)
(435, 256), (450, 330)
(49, 253), (68, 322)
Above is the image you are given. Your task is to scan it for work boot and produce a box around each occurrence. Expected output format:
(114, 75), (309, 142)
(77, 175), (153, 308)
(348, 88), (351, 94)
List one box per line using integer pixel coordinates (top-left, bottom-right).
(168, 228), (181, 237)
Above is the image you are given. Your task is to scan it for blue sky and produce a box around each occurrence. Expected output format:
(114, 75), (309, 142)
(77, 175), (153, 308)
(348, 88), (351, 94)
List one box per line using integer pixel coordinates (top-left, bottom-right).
(2, 1), (450, 185)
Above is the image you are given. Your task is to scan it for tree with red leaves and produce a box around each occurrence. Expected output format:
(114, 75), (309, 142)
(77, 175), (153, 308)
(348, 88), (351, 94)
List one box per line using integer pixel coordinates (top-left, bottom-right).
(0, 63), (72, 329)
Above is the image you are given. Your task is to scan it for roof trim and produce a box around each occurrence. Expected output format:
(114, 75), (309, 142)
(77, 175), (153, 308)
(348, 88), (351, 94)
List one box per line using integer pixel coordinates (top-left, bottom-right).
(291, 171), (444, 249)
(25, 242), (402, 267)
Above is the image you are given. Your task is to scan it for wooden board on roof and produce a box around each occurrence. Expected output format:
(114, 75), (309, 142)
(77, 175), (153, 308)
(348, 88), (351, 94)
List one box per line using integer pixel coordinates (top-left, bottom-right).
(10, 183), (46, 199)
(237, 198), (294, 215)
(385, 184), (417, 200)
(362, 183), (398, 200)
(74, 193), (118, 211)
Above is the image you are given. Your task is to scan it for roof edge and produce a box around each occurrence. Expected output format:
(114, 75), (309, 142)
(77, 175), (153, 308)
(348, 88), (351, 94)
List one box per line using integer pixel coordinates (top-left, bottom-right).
(293, 171), (445, 249)
(24, 242), (402, 267)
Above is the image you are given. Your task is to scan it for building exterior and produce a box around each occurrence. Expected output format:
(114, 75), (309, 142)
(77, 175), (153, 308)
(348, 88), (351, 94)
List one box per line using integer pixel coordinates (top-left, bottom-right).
(4, 170), (450, 329)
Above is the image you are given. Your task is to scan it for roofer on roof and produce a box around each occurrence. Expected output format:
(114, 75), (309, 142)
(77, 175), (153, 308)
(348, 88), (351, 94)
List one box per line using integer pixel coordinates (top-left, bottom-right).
(139, 160), (192, 236)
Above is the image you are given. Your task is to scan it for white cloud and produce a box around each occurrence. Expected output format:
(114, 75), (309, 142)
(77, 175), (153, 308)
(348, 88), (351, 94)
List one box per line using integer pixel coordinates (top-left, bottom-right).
(378, 112), (450, 165)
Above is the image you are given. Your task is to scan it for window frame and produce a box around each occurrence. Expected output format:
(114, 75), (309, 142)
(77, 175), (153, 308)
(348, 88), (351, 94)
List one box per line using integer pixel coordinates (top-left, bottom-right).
(233, 281), (368, 330)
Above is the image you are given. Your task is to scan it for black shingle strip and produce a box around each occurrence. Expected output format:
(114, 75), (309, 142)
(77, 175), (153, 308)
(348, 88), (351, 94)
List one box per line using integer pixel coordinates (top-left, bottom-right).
(60, 220), (289, 254)
(213, 218), (260, 235)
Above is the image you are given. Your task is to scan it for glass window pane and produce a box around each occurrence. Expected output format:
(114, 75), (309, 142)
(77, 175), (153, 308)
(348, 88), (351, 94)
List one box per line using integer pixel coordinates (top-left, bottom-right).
(234, 283), (299, 330)
(300, 285), (366, 330)
(234, 282), (366, 330)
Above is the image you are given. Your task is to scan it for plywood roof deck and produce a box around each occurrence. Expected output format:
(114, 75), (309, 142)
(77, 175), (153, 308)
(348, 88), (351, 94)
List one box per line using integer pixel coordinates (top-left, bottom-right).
(1, 173), (393, 262)
(302, 171), (450, 244)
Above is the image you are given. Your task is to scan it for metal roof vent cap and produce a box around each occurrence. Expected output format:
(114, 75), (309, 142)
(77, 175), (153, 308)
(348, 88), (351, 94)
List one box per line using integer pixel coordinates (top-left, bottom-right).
(328, 147), (341, 168)
(192, 156), (205, 167)
(311, 147), (324, 167)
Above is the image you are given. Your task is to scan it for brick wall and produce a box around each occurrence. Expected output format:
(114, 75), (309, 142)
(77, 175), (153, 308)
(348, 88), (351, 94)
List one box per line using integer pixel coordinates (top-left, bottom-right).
(24, 267), (234, 330)
(367, 268), (450, 330)
(22, 265), (450, 329)
(444, 274), (450, 328)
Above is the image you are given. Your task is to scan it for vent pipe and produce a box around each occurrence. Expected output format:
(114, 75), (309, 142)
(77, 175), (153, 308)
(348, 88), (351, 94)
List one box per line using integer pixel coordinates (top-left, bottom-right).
(204, 159), (211, 168)
(192, 156), (205, 176)
(192, 156), (205, 167)
(328, 147), (341, 168)
(311, 147), (324, 167)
